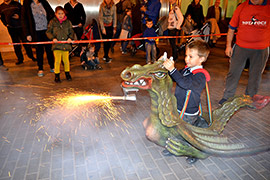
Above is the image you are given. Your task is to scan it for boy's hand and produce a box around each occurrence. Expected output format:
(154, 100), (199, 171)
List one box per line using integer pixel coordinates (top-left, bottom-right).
(53, 38), (58, 43)
(67, 38), (72, 43)
(163, 59), (175, 72)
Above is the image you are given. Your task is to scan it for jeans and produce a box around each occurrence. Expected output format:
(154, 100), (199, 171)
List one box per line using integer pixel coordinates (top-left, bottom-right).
(101, 26), (113, 58)
(145, 42), (156, 63)
(36, 30), (54, 70)
(121, 32), (130, 52)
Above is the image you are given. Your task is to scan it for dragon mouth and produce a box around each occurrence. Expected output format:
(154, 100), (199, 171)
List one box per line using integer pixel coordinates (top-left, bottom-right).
(122, 78), (152, 89)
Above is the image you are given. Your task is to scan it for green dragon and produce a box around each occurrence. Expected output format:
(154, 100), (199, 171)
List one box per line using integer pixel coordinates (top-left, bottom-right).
(120, 59), (269, 162)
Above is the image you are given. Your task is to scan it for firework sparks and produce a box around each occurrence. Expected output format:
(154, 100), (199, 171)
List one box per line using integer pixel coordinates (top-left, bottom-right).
(23, 89), (132, 151)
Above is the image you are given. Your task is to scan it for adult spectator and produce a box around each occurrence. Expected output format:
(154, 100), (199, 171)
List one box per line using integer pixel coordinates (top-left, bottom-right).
(21, 0), (55, 77)
(140, 0), (161, 32)
(131, 0), (142, 36)
(0, 52), (8, 71)
(111, 0), (132, 53)
(64, 0), (86, 41)
(185, 0), (204, 29)
(99, 0), (117, 63)
(0, 0), (36, 65)
(219, 0), (270, 105)
(206, 0), (221, 46)
(167, 0), (183, 61)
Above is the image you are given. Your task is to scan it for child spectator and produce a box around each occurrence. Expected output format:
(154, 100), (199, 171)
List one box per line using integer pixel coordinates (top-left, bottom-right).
(120, 8), (132, 54)
(143, 18), (157, 64)
(80, 44), (102, 70)
(162, 40), (210, 163)
(182, 14), (197, 35)
(46, 6), (74, 83)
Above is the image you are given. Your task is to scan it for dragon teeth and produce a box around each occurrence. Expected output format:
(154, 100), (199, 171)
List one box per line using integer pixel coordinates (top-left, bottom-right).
(134, 81), (139, 85)
(142, 81), (146, 86)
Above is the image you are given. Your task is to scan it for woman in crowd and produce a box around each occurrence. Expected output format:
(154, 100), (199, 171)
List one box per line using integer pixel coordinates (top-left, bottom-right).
(99, 0), (117, 63)
(21, 0), (55, 77)
(185, 0), (204, 29)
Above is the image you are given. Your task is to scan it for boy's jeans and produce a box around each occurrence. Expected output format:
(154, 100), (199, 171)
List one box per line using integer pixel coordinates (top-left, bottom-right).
(145, 42), (156, 64)
(121, 33), (131, 53)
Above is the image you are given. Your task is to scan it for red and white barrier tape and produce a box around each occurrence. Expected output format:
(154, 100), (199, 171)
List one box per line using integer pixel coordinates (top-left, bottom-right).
(0, 33), (227, 46)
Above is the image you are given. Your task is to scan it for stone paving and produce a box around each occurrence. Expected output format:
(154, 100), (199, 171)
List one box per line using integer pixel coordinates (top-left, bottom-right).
(0, 42), (269, 180)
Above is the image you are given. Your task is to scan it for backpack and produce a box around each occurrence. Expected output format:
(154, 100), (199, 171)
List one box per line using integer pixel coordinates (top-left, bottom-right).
(116, 0), (123, 14)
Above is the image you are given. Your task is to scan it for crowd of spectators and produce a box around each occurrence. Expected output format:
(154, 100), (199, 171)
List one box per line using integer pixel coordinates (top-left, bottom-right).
(0, 0), (269, 103)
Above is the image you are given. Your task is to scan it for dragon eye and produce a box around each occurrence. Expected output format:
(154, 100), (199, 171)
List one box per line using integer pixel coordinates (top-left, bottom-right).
(154, 72), (166, 78)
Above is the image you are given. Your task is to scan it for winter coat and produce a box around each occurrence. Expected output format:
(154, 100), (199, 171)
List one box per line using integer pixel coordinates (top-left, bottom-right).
(99, 3), (117, 31)
(64, 2), (86, 26)
(0, 0), (22, 28)
(21, 0), (54, 42)
(46, 17), (74, 51)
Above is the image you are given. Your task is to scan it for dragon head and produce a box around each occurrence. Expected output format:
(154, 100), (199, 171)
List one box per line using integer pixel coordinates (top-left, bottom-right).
(121, 59), (179, 129)
(121, 59), (172, 92)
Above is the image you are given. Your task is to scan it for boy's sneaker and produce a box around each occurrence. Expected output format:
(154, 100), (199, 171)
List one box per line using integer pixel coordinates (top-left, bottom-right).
(37, 70), (44, 77)
(122, 51), (127, 55)
(218, 98), (227, 106)
(50, 69), (54, 73)
(103, 57), (107, 61)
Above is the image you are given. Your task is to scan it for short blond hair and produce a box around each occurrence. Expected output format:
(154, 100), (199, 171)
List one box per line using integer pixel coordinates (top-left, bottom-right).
(187, 40), (210, 61)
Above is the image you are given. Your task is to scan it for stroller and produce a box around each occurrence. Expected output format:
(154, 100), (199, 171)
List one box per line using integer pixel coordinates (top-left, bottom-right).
(178, 22), (211, 52)
(69, 19), (101, 57)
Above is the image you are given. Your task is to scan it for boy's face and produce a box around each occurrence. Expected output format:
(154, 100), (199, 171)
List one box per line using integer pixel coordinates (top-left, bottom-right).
(185, 48), (205, 68)
(146, 21), (153, 29)
(55, 10), (65, 20)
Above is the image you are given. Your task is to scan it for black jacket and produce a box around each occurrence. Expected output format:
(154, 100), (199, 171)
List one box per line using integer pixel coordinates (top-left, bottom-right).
(0, 1), (22, 28)
(21, 0), (54, 41)
(64, 2), (86, 26)
(170, 67), (207, 114)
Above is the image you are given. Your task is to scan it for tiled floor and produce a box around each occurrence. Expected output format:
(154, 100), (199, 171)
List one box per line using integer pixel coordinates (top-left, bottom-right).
(0, 42), (269, 180)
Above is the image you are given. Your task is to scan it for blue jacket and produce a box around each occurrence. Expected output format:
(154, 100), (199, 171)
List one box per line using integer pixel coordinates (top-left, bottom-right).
(143, 27), (157, 44)
(170, 66), (209, 115)
(142, 0), (161, 25)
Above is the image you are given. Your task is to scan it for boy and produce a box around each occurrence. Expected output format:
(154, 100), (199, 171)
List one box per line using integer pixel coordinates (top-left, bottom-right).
(182, 14), (197, 35)
(143, 18), (157, 64)
(80, 44), (102, 70)
(162, 40), (210, 163)
(120, 8), (132, 54)
(163, 40), (210, 126)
